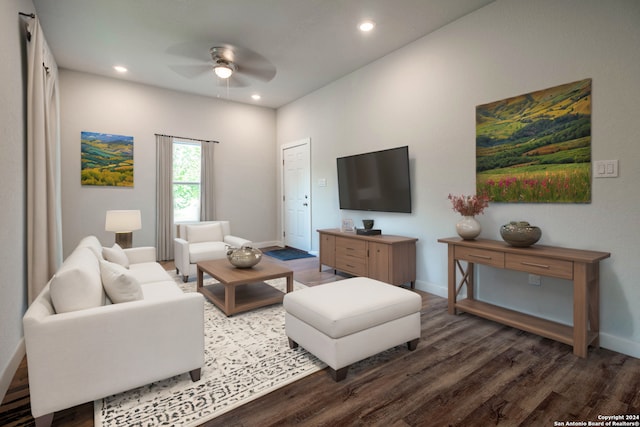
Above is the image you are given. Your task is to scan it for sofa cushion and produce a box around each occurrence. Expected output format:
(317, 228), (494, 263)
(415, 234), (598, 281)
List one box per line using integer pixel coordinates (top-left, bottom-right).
(102, 243), (130, 268)
(128, 262), (173, 285)
(100, 260), (143, 303)
(189, 241), (228, 263)
(140, 282), (184, 300)
(50, 247), (105, 313)
(186, 223), (223, 244)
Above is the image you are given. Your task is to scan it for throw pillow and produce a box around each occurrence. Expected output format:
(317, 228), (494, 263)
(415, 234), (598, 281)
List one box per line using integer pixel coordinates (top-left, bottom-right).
(102, 243), (130, 268)
(50, 247), (105, 313)
(100, 260), (143, 303)
(77, 235), (104, 260)
(187, 223), (223, 244)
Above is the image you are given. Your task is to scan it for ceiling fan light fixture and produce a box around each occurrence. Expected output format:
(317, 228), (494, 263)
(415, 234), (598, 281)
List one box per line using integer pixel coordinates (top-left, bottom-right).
(213, 63), (234, 79)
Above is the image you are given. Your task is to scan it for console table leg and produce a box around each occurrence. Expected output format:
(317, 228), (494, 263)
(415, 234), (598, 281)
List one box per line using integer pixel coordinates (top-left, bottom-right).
(447, 245), (456, 314)
(589, 264), (600, 349)
(573, 262), (589, 358)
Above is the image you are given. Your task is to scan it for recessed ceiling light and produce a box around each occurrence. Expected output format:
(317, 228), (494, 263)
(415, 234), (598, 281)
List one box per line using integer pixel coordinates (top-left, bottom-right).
(251, 94), (261, 101)
(113, 65), (128, 73)
(358, 20), (375, 32)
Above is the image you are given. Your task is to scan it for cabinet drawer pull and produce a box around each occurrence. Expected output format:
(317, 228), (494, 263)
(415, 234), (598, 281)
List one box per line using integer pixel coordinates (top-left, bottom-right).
(470, 254), (492, 260)
(521, 261), (550, 269)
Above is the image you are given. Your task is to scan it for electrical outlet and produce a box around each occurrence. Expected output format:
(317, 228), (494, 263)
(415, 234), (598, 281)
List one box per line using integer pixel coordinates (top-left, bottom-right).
(528, 274), (541, 286)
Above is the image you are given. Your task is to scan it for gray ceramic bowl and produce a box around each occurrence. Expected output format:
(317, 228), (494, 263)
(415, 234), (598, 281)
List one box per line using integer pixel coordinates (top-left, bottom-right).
(500, 221), (542, 247)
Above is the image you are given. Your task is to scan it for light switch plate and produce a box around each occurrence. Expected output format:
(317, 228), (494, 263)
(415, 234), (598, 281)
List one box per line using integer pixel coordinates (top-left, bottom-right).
(593, 160), (619, 178)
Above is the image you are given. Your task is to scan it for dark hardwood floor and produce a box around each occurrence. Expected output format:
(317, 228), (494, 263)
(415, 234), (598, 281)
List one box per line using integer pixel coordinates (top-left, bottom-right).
(2, 250), (639, 426)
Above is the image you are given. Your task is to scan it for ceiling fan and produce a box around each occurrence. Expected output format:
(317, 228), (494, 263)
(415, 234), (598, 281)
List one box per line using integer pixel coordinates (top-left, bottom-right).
(210, 47), (237, 79)
(168, 43), (276, 88)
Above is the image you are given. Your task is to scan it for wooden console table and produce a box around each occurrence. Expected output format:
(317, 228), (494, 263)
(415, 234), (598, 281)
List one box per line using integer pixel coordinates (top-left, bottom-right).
(438, 237), (610, 358)
(318, 229), (417, 287)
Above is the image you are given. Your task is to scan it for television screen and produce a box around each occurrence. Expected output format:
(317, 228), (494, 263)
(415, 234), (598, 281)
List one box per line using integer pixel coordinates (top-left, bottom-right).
(336, 146), (412, 213)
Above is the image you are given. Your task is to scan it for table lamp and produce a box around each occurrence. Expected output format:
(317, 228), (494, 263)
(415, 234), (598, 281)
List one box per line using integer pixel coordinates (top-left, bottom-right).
(105, 210), (141, 249)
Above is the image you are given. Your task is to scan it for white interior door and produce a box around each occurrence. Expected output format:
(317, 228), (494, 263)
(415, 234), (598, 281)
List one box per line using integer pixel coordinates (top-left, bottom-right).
(282, 139), (311, 251)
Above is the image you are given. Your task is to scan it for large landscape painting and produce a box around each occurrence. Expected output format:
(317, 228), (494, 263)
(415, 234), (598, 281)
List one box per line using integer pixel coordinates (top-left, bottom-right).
(81, 131), (134, 187)
(476, 79), (592, 203)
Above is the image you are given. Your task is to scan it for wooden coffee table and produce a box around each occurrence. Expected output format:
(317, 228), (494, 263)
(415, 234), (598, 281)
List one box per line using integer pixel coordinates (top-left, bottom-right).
(196, 258), (294, 316)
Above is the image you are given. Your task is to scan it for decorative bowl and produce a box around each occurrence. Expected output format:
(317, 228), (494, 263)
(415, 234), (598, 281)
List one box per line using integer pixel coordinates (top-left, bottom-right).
(226, 245), (262, 268)
(362, 219), (374, 230)
(500, 221), (542, 247)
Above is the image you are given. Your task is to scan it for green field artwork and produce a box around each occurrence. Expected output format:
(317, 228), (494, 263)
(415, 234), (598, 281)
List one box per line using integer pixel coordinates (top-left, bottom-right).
(476, 79), (591, 203)
(81, 131), (134, 186)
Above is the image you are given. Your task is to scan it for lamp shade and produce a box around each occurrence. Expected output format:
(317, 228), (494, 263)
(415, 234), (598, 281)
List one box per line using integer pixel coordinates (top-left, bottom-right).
(105, 210), (141, 232)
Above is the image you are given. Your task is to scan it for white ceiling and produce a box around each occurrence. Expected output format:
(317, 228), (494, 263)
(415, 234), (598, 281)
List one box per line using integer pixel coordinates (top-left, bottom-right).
(32, 0), (494, 109)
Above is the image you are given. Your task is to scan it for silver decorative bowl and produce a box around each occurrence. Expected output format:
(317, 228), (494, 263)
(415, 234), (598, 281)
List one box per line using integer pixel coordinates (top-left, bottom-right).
(226, 246), (262, 268)
(500, 221), (542, 247)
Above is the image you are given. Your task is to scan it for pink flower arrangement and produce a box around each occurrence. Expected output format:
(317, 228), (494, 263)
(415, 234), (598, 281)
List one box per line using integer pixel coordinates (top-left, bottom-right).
(448, 193), (490, 216)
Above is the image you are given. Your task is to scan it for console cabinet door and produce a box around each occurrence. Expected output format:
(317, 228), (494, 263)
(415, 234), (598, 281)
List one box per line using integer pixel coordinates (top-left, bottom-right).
(368, 242), (390, 283)
(319, 233), (336, 268)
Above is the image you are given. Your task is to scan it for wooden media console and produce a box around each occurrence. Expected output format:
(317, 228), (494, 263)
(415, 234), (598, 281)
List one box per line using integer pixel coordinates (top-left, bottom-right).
(318, 229), (417, 287)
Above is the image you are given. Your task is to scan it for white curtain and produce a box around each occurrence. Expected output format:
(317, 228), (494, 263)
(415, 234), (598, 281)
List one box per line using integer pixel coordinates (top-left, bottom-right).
(156, 135), (174, 260)
(200, 141), (216, 221)
(26, 17), (63, 303)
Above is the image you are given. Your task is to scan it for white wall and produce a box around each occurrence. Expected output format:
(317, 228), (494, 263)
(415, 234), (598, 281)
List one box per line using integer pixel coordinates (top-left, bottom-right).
(277, 0), (640, 357)
(59, 70), (278, 256)
(0, 0), (34, 401)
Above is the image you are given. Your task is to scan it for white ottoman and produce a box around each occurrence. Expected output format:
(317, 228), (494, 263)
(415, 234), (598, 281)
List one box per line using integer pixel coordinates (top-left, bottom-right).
(283, 277), (421, 381)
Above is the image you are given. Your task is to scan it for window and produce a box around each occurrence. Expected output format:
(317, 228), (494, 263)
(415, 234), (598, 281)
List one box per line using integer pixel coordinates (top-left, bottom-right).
(173, 141), (201, 222)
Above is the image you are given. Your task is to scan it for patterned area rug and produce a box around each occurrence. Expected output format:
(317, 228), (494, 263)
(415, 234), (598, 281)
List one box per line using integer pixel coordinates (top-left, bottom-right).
(94, 274), (325, 427)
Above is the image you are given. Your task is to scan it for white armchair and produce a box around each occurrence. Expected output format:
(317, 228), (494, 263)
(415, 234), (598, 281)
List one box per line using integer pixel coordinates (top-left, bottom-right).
(174, 220), (251, 282)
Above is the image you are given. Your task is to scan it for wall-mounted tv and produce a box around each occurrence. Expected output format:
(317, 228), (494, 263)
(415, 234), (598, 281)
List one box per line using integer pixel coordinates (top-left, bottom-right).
(336, 146), (412, 213)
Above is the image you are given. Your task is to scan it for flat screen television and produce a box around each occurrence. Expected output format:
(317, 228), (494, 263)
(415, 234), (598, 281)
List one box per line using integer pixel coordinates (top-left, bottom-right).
(336, 146), (412, 213)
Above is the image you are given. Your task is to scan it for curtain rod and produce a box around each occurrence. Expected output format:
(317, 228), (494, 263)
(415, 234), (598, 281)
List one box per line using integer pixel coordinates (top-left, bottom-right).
(19, 12), (35, 18)
(155, 133), (219, 144)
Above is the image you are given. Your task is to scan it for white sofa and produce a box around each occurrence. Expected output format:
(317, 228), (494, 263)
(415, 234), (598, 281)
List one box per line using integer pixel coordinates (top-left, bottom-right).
(23, 236), (205, 427)
(174, 220), (251, 282)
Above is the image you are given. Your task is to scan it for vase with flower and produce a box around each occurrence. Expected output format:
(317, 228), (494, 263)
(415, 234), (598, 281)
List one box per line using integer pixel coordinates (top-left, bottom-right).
(447, 193), (490, 240)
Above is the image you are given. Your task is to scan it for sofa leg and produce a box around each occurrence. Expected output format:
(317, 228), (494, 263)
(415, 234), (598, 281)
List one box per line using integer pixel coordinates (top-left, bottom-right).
(34, 413), (54, 427)
(182, 275), (189, 282)
(407, 338), (419, 351)
(189, 368), (201, 382)
(288, 338), (298, 349)
(329, 366), (349, 382)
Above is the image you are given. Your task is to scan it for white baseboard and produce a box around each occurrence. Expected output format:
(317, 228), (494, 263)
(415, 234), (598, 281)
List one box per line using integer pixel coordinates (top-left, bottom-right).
(0, 338), (25, 404)
(600, 333), (640, 358)
(415, 279), (447, 298)
(253, 240), (283, 249)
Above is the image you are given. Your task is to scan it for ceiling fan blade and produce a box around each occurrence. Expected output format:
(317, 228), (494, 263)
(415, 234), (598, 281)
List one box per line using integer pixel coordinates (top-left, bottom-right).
(232, 46), (276, 82)
(168, 64), (211, 79)
(166, 41), (212, 62)
(236, 63), (277, 82)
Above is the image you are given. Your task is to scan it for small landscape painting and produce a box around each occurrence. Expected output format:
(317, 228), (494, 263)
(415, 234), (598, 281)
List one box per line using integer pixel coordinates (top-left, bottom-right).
(81, 131), (134, 187)
(475, 78), (592, 203)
